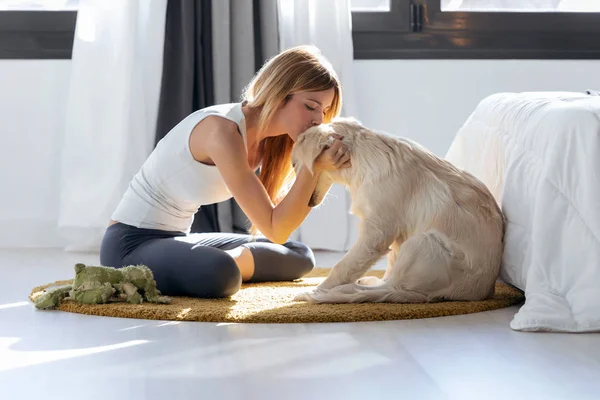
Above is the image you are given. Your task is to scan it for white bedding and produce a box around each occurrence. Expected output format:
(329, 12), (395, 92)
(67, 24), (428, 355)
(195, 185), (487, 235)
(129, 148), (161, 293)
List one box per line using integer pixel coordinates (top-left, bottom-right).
(445, 91), (600, 332)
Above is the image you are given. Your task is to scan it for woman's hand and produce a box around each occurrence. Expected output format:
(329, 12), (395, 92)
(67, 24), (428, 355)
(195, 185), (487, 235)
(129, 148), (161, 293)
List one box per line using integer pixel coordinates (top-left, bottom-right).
(313, 134), (352, 173)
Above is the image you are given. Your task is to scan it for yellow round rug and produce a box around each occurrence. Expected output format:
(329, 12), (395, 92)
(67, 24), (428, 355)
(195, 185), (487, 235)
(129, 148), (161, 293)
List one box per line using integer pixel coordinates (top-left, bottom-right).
(29, 268), (524, 323)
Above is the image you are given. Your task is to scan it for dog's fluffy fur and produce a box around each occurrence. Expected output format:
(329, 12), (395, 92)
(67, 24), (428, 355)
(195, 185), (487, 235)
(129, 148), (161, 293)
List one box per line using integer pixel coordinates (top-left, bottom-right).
(291, 117), (505, 304)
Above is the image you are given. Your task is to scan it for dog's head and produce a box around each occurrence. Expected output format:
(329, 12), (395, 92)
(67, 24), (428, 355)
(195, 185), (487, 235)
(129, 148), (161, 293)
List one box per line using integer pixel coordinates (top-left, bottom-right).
(291, 117), (363, 207)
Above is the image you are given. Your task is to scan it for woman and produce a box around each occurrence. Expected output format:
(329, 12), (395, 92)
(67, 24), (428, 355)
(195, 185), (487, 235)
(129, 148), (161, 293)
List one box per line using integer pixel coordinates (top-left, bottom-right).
(99, 45), (351, 298)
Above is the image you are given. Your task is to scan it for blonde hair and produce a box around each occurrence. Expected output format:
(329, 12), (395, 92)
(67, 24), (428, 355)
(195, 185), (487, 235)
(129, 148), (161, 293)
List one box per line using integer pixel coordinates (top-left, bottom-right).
(241, 45), (342, 234)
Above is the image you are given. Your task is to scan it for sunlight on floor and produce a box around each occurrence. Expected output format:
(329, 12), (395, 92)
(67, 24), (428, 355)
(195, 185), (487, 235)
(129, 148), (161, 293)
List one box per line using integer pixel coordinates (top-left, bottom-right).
(156, 321), (181, 327)
(0, 301), (29, 310)
(117, 324), (147, 331)
(0, 337), (150, 372)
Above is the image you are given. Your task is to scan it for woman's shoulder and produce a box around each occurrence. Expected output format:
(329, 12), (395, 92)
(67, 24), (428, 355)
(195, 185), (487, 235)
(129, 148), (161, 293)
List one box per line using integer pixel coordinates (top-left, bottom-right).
(187, 102), (241, 122)
(189, 108), (245, 161)
(186, 103), (243, 134)
(196, 114), (241, 139)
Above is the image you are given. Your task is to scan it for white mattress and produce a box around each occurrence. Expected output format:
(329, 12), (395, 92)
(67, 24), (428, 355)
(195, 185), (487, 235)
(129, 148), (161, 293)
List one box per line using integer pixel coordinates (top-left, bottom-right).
(445, 91), (600, 332)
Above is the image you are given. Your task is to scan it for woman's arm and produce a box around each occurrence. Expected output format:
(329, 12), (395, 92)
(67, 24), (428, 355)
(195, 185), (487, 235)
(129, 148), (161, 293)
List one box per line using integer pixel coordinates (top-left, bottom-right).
(271, 136), (351, 239)
(269, 166), (321, 241)
(195, 119), (348, 244)
(207, 126), (314, 244)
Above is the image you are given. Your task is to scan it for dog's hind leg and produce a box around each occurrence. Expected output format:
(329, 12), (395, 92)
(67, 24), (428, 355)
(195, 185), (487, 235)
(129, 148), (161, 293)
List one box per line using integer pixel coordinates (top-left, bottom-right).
(386, 230), (462, 301)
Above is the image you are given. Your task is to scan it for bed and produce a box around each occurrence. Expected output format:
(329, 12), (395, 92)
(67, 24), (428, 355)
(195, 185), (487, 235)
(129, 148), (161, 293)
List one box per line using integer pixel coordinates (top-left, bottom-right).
(445, 91), (600, 332)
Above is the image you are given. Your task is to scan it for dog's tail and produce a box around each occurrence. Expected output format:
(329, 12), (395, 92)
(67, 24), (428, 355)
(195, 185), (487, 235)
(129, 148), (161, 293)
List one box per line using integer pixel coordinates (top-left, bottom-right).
(309, 283), (429, 304)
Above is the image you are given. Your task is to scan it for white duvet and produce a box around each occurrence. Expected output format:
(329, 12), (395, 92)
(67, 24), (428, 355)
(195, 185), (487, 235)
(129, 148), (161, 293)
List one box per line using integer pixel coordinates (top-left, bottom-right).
(445, 91), (600, 333)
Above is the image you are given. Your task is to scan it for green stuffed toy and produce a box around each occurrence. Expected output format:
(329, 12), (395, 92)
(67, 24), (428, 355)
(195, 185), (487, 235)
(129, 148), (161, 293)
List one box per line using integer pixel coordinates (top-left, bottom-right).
(33, 263), (171, 310)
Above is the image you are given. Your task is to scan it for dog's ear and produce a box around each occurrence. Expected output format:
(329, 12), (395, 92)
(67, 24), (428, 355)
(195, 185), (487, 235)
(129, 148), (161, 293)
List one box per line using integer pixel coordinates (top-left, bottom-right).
(291, 125), (334, 174)
(292, 125), (337, 208)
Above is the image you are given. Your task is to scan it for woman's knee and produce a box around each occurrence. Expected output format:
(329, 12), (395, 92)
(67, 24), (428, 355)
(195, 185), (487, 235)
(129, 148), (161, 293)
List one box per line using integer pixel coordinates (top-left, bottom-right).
(193, 250), (242, 298)
(132, 245), (242, 298)
(209, 252), (242, 297)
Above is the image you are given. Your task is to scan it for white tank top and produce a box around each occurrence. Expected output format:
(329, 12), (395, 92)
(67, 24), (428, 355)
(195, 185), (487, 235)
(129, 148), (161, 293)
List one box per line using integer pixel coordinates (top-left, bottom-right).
(111, 102), (247, 233)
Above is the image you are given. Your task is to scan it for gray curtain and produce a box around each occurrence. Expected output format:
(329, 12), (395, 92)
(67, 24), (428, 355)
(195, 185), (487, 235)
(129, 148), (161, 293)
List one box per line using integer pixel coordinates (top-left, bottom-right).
(154, 0), (279, 233)
(212, 0), (280, 233)
(155, 0), (220, 233)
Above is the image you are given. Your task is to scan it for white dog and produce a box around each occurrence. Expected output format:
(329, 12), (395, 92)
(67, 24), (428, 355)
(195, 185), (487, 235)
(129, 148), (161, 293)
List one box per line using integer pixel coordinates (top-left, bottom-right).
(292, 118), (505, 304)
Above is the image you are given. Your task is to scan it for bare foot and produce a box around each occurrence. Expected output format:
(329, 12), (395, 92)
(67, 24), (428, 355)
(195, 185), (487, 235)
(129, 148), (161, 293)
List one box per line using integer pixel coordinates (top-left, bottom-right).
(225, 246), (255, 281)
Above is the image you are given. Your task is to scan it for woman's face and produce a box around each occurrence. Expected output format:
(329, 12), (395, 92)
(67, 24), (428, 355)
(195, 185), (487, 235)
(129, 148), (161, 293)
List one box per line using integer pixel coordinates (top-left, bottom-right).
(276, 88), (336, 142)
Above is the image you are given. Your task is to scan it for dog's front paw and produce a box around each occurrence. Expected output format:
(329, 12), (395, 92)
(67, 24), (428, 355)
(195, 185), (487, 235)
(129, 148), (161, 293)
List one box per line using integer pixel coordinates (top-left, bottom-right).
(356, 276), (382, 286)
(315, 280), (337, 292)
(293, 289), (328, 303)
(293, 291), (312, 302)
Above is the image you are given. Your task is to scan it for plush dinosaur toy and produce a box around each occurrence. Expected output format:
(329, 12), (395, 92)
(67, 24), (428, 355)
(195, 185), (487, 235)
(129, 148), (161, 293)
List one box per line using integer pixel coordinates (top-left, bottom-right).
(33, 263), (171, 310)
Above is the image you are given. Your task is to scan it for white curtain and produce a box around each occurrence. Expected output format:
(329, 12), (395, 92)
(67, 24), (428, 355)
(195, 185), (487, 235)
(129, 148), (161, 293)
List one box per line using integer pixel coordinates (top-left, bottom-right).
(277, 0), (359, 251)
(57, 0), (167, 252)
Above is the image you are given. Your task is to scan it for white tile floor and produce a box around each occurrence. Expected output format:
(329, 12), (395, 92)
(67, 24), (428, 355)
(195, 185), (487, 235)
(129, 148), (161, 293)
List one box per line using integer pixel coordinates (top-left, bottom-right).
(1, 248), (600, 400)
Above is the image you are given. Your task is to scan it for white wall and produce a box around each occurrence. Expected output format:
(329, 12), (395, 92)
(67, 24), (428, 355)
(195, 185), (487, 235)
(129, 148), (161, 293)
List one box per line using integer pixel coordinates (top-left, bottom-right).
(353, 60), (600, 157)
(2, 58), (599, 248)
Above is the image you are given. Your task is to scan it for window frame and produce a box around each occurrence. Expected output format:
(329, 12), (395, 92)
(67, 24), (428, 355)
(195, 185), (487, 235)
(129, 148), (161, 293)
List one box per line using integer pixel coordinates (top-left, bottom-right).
(0, 10), (77, 60)
(351, 0), (600, 60)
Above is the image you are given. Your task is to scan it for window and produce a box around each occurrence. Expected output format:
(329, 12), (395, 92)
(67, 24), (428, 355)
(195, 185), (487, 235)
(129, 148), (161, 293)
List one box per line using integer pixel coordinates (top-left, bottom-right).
(440, 0), (600, 13)
(350, 0), (391, 12)
(0, 0), (78, 59)
(0, 0), (79, 10)
(351, 0), (600, 59)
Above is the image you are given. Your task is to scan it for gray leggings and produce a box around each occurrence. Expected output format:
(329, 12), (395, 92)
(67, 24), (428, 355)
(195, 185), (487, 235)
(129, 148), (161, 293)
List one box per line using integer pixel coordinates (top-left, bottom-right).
(99, 222), (315, 298)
